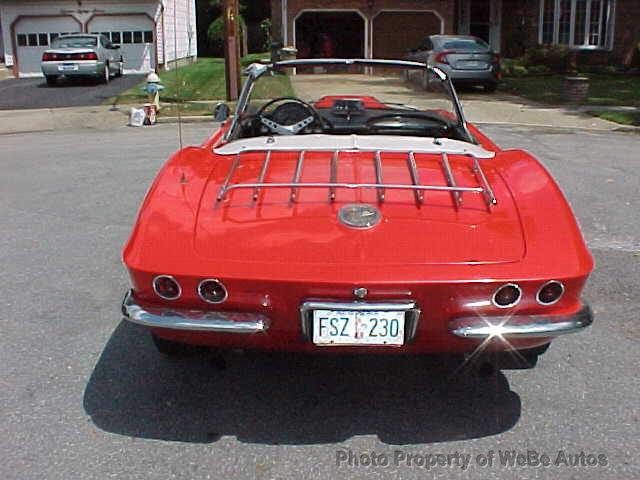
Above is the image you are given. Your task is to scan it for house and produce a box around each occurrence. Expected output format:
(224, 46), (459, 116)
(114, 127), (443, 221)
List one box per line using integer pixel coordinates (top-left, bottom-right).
(271, 0), (638, 65)
(0, 0), (197, 78)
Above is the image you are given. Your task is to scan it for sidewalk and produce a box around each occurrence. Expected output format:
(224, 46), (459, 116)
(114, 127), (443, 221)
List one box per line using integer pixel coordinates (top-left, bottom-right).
(0, 95), (635, 135)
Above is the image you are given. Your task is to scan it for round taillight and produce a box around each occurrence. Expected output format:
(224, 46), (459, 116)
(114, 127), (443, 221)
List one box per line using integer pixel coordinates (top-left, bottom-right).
(492, 283), (522, 308)
(152, 275), (181, 300)
(198, 279), (228, 304)
(537, 280), (564, 305)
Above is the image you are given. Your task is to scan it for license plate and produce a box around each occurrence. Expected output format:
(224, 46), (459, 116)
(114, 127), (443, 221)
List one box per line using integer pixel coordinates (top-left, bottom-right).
(312, 310), (405, 346)
(458, 60), (485, 69)
(59, 64), (78, 71)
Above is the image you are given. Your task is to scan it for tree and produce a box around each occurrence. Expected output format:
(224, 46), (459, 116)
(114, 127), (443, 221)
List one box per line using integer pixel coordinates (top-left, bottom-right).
(207, 0), (247, 56)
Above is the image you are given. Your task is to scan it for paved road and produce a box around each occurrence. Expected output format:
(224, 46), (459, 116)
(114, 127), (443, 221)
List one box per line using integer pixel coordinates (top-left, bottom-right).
(0, 124), (638, 479)
(0, 75), (144, 110)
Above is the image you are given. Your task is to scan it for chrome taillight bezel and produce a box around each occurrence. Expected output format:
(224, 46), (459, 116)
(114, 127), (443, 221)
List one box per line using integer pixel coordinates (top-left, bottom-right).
(197, 278), (228, 304)
(491, 283), (522, 308)
(536, 280), (565, 305)
(152, 275), (182, 300)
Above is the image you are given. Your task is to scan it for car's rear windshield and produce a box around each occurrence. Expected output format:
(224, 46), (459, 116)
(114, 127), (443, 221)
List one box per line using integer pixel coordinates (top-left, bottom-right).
(51, 36), (97, 48)
(440, 38), (489, 51)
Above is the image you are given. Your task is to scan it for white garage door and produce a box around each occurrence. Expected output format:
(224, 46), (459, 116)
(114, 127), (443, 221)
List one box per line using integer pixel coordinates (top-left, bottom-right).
(88, 15), (155, 73)
(15, 16), (81, 77)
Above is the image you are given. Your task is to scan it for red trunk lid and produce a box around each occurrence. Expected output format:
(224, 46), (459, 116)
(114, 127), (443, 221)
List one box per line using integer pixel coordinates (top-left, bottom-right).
(194, 150), (524, 266)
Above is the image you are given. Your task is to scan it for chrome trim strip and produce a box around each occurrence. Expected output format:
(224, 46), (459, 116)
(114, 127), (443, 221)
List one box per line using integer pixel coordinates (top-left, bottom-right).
(440, 152), (461, 209)
(299, 300), (420, 343)
(374, 151), (385, 202)
(491, 283), (522, 309)
(217, 153), (241, 202)
(536, 280), (565, 305)
(407, 151), (424, 205)
(197, 278), (229, 304)
(122, 290), (269, 333)
(152, 275), (181, 301)
(290, 150), (305, 202)
(253, 150), (271, 201)
(329, 150), (338, 201)
(450, 305), (593, 339)
(472, 156), (497, 207)
(223, 182), (484, 195)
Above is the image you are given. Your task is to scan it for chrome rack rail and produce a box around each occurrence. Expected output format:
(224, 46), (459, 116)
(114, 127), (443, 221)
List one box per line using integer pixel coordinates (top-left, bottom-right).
(216, 150), (498, 209)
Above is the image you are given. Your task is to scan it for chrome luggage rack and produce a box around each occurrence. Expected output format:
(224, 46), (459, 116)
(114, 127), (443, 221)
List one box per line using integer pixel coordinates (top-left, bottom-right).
(215, 150), (497, 210)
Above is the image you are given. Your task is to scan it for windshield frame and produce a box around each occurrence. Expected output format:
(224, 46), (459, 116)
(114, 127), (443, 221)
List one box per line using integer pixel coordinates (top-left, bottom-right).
(224, 58), (471, 143)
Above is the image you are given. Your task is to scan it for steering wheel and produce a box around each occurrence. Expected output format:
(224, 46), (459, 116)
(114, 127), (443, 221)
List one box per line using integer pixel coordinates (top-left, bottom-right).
(255, 97), (328, 135)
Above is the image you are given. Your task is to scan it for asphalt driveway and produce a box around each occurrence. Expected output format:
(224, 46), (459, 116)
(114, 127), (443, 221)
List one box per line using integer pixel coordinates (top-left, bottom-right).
(0, 74), (144, 110)
(0, 124), (638, 479)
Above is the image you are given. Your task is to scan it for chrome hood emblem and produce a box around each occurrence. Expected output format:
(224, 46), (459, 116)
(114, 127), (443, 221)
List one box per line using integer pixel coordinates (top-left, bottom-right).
(338, 204), (381, 229)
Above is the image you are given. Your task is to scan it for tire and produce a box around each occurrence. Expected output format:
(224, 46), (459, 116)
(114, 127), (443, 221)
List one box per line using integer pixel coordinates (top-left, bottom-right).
(151, 333), (189, 356)
(115, 58), (124, 77)
(483, 81), (498, 93)
(101, 64), (110, 84)
(45, 75), (58, 86)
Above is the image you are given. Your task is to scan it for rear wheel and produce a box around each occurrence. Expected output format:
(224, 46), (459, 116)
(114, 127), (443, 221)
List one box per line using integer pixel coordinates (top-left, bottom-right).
(115, 58), (124, 77)
(483, 81), (498, 93)
(45, 75), (58, 86)
(101, 64), (110, 84)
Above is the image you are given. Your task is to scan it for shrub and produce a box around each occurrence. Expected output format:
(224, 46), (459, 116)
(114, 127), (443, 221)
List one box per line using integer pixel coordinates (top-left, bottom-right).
(524, 46), (569, 73)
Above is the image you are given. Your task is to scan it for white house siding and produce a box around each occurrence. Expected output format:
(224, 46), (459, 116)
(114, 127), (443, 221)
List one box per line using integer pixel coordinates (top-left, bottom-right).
(0, 0), (197, 77)
(162, 0), (197, 65)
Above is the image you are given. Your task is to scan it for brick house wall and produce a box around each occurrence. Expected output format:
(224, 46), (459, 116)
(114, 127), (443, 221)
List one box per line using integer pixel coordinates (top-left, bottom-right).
(272, 0), (639, 65)
(272, 0), (456, 58)
(500, 0), (640, 65)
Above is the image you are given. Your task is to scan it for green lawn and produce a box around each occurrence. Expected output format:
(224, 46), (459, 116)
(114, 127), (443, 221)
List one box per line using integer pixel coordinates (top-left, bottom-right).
(501, 74), (640, 107)
(109, 54), (293, 107)
(593, 110), (640, 126)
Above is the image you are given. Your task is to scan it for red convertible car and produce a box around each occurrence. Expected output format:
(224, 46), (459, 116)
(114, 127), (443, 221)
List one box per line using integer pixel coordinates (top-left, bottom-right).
(122, 59), (593, 367)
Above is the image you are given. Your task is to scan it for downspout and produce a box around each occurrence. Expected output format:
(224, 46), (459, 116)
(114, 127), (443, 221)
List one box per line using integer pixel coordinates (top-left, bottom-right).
(160, 0), (166, 70)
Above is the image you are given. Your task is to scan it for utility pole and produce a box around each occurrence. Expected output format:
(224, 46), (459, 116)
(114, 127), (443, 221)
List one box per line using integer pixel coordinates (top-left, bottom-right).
(223, 0), (241, 101)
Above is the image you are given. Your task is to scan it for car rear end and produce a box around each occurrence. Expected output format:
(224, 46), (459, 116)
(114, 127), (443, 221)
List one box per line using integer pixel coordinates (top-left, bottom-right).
(41, 50), (102, 77)
(122, 142), (593, 358)
(41, 35), (104, 82)
(431, 36), (500, 90)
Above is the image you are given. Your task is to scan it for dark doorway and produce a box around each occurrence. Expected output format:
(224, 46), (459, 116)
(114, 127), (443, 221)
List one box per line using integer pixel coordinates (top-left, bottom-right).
(295, 11), (365, 58)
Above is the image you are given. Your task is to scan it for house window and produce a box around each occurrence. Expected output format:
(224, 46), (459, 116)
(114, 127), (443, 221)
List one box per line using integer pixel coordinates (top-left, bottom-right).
(133, 31), (143, 44)
(111, 32), (121, 44)
(123, 31), (133, 44)
(143, 31), (153, 43)
(539, 0), (615, 49)
(17, 34), (27, 47)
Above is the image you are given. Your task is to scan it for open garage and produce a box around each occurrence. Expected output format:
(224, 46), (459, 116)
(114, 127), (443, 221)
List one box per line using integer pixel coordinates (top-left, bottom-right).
(294, 11), (365, 58)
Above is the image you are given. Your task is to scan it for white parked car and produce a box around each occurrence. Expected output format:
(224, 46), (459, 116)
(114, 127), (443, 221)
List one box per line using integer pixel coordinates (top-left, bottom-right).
(41, 34), (124, 85)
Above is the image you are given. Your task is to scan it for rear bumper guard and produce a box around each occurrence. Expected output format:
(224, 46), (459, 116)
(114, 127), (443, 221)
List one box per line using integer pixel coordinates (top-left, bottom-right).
(450, 305), (593, 339)
(121, 290), (270, 334)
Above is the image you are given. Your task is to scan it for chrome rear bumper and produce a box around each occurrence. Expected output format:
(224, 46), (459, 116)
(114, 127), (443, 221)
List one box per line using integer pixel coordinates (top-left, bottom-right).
(450, 305), (593, 339)
(121, 290), (270, 333)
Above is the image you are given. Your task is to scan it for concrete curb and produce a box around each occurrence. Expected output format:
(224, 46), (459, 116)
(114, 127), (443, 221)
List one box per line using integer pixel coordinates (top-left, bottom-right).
(474, 121), (640, 133)
(156, 115), (215, 124)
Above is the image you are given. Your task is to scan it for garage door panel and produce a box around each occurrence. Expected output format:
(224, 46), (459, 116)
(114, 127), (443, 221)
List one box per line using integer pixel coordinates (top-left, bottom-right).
(15, 17), (81, 76)
(88, 15), (155, 73)
(373, 12), (441, 60)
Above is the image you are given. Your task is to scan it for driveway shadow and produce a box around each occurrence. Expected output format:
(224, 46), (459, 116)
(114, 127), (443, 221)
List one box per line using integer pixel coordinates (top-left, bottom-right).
(84, 321), (521, 445)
